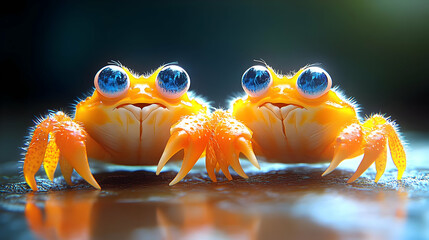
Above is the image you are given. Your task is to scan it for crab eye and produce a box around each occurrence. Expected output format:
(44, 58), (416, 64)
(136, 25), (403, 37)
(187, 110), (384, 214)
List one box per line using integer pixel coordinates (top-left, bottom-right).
(156, 65), (190, 99)
(241, 65), (272, 97)
(94, 65), (130, 98)
(296, 66), (332, 99)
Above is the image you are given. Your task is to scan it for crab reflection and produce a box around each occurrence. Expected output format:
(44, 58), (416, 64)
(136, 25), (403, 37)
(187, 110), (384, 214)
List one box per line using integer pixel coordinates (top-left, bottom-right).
(155, 194), (260, 240)
(25, 191), (98, 240)
(25, 190), (261, 240)
(24, 171), (409, 240)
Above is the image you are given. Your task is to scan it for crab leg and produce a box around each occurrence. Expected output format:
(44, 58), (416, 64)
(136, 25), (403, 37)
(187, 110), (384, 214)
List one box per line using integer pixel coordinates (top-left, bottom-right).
(59, 155), (74, 186)
(157, 110), (259, 185)
(323, 114), (406, 183)
(23, 111), (100, 191)
(353, 114), (406, 182)
(23, 120), (51, 191)
(156, 131), (189, 174)
(322, 123), (363, 176)
(385, 124), (406, 179)
(157, 113), (210, 185)
(169, 137), (208, 185)
(205, 140), (219, 182)
(236, 136), (259, 169)
(43, 134), (60, 181)
(54, 123), (100, 189)
(207, 111), (259, 181)
(347, 130), (387, 183)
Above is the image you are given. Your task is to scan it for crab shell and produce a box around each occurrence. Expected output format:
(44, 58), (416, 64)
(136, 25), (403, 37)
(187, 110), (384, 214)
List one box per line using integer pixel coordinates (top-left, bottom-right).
(232, 66), (359, 163)
(74, 66), (207, 165)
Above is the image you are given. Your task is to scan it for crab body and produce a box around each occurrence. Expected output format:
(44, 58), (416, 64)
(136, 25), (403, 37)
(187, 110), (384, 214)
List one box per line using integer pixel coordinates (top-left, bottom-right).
(73, 66), (205, 165)
(232, 66), (357, 163)
(23, 64), (207, 191)
(231, 65), (406, 182)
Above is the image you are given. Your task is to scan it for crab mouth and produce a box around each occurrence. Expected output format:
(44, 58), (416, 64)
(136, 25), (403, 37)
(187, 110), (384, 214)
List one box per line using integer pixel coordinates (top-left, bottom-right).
(116, 103), (168, 122)
(259, 102), (304, 139)
(260, 102), (304, 120)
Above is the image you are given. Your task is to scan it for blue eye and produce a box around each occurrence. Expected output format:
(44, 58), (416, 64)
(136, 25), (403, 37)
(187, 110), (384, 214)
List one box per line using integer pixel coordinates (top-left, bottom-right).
(241, 65), (272, 97)
(94, 65), (130, 98)
(296, 67), (332, 99)
(156, 65), (190, 99)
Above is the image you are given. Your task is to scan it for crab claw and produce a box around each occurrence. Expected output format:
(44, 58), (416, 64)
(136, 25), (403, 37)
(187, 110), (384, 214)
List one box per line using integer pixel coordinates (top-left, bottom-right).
(347, 130), (387, 183)
(205, 110), (259, 182)
(322, 115), (406, 183)
(384, 123), (406, 180)
(347, 115), (406, 183)
(23, 111), (100, 191)
(55, 126), (100, 189)
(322, 123), (363, 177)
(156, 131), (189, 175)
(23, 121), (51, 191)
(43, 134), (60, 181)
(156, 113), (210, 185)
(168, 135), (208, 185)
(157, 110), (260, 185)
(205, 140), (219, 182)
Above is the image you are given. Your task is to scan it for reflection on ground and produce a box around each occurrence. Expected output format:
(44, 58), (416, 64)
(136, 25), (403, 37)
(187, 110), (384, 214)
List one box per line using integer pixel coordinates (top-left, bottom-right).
(17, 166), (413, 240)
(1, 133), (429, 240)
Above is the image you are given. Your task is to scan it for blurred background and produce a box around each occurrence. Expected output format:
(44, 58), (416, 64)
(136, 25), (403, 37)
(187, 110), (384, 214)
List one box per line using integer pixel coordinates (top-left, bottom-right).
(1, 0), (428, 164)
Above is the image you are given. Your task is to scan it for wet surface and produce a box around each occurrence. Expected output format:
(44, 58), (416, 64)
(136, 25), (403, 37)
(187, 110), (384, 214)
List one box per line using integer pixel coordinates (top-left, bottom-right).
(0, 133), (429, 240)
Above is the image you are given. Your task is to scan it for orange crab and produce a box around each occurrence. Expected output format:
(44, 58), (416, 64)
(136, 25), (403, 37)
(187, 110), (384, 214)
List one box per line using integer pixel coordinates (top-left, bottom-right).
(22, 63), (214, 191)
(159, 63), (407, 184)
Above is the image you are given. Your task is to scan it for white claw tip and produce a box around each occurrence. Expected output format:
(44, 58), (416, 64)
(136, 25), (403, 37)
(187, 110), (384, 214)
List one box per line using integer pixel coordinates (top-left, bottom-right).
(321, 169), (331, 177)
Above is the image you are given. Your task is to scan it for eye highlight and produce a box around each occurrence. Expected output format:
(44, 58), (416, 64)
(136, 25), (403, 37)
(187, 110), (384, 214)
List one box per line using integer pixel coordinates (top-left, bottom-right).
(296, 67), (332, 99)
(156, 65), (190, 99)
(94, 65), (130, 98)
(241, 65), (272, 97)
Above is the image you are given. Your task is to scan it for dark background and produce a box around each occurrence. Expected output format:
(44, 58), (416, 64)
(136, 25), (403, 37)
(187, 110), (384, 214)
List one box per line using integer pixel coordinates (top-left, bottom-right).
(1, 1), (428, 164)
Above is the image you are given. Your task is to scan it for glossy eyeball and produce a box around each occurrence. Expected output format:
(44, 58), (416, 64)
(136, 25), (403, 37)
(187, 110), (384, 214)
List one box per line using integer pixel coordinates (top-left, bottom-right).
(296, 67), (332, 99)
(156, 65), (190, 99)
(94, 65), (130, 98)
(241, 65), (272, 97)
